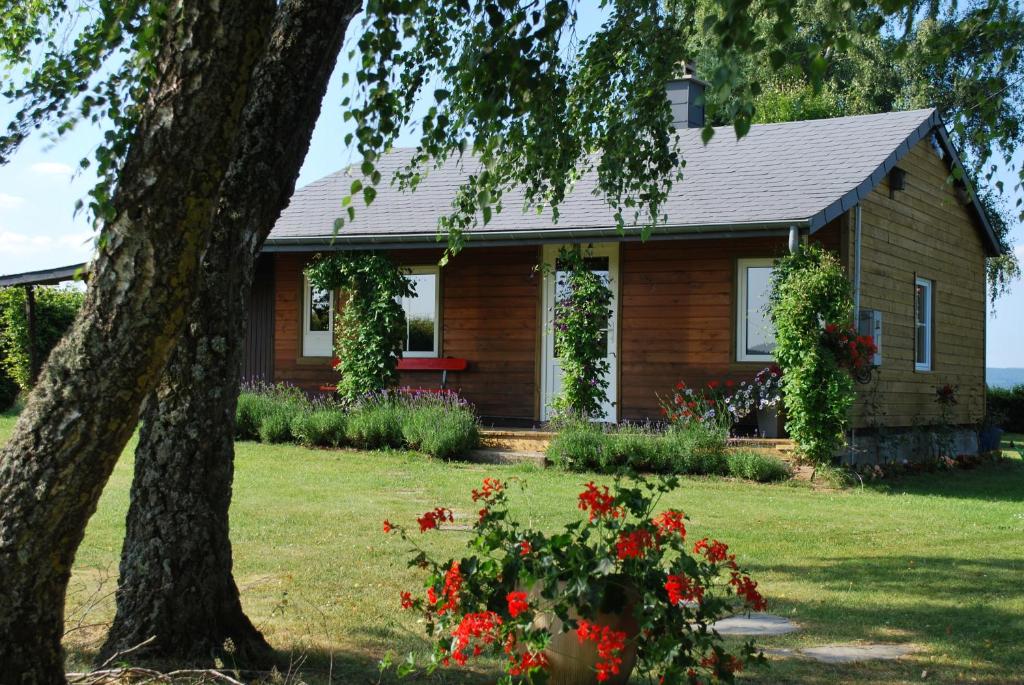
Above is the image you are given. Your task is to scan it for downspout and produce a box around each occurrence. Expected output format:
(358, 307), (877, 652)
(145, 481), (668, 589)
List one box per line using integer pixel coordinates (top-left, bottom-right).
(788, 225), (800, 254)
(850, 205), (863, 465)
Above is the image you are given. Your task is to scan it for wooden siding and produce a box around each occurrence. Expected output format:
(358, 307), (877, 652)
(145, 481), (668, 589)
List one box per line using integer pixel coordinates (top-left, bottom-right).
(616, 224), (841, 421)
(242, 254), (275, 384)
(272, 246), (541, 419)
(849, 138), (987, 428)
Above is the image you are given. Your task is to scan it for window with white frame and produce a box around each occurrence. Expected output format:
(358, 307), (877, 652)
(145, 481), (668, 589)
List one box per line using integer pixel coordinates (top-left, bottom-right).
(736, 258), (776, 362)
(302, 275), (334, 357)
(400, 267), (440, 357)
(914, 277), (933, 371)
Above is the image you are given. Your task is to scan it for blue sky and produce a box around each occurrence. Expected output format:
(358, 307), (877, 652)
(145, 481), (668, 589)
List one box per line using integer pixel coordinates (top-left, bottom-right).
(0, 14), (1021, 367)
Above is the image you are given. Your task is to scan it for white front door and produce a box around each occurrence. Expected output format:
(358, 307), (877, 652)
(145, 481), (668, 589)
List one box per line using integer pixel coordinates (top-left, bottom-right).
(540, 243), (619, 422)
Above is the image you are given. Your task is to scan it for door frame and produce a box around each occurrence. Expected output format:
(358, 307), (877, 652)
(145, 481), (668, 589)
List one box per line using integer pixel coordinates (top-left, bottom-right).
(540, 242), (620, 422)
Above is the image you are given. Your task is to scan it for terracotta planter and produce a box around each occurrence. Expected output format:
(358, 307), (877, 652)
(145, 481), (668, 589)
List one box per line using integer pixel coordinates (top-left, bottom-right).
(527, 579), (640, 685)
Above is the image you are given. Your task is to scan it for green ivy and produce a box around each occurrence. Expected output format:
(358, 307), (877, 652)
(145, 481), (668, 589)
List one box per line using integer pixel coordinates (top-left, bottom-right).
(305, 253), (414, 403)
(550, 247), (613, 420)
(768, 245), (855, 464)
(0, 285), (84, 392)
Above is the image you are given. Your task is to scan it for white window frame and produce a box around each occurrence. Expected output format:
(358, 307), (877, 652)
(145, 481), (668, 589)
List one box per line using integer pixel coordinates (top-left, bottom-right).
(400, 266), (441, 358)
(736, 257), (776, 363)
(915, 276), (933, 371)
(302, 275), (334, 358)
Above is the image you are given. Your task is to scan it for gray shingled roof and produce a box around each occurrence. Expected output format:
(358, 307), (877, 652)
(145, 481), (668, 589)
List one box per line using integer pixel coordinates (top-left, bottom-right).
(266, 108), (999, 253)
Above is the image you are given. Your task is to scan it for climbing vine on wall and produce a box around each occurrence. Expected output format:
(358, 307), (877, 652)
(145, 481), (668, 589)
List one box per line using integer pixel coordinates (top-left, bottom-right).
(306, 253), (413, 403)
(768, 245), (856, 464)
(550, 247), (614, 421)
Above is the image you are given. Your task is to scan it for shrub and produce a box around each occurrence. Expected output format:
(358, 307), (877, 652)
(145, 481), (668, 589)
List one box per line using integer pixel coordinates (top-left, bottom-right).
(665, 423), (729, 475)
(236, 392), (273, 440)
(604, 425), (666, 472)
(727, 450), (792, 482)
(0, 366), (17, 411)
(987, 385), (1024, 432)
(291, 408), (347, 448)
(769, 244), (858, 464)
(401, 394), (479, 459)
(258, 408), (297, 444)
(0, 285), (84, 390)
(306, 253), (413, 402)
(235, 382), (308, 442)
(346, 399), (404, 449)
(545, 421), (605, 471)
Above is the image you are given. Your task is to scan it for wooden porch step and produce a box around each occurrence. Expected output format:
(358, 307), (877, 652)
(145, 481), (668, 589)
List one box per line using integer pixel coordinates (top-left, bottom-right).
(478, 428), (555, 453)
(464, 448), (548, 466)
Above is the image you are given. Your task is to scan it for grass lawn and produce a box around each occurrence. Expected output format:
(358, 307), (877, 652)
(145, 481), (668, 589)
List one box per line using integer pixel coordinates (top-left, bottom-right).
(2, 406), (1023, 684)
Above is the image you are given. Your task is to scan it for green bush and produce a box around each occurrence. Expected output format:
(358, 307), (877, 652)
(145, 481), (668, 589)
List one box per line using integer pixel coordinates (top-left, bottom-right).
(0, 285), (84, 390)
(769, 244), (856, 464)
(0, 366), (17, 411)
(346, 401), (404, 449)
(258, 408), (297, 444)
(401, 399), (479, 459)
(546, 421), (605, 471)
(664, 423), (730, 475)
(604, 425), (666, 472)
(236, 383), (308, 443)
(291, 408), (347, 448)
(987, 385), (1024, 432)
(727, 450), (792, 482)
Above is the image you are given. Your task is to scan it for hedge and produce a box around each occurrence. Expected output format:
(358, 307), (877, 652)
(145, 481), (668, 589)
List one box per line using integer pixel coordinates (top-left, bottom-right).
(987, 385), (1024, 433)
(0, 285), (84, 393)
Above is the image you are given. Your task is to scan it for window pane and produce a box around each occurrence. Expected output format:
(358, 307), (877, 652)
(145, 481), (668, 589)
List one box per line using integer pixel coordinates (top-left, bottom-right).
(404, 273), (437, 353)
(309, 287), (331, 331)
(915, 281), (929, 366)
(745, 266), (775, 355)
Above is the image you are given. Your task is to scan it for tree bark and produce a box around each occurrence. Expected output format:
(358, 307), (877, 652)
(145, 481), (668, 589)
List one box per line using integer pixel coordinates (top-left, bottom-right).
(0, 2), (277, 683)
(100, 0), (359, 667)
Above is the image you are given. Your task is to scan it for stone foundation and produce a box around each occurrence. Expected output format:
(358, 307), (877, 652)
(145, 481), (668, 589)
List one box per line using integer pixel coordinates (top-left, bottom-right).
(840, 426), (980, 466)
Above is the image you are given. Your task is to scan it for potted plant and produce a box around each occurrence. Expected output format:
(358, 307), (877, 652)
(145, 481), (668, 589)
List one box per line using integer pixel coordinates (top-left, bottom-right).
(383, 476), (768, 683)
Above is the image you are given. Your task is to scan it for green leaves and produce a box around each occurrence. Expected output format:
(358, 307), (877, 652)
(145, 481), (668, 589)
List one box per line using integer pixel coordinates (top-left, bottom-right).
(306, 253), (414, 402)
(768, 245), (856, 463)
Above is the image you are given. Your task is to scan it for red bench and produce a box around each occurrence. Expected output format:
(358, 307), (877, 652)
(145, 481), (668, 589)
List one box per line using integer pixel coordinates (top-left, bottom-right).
(319, 357), (468, 394)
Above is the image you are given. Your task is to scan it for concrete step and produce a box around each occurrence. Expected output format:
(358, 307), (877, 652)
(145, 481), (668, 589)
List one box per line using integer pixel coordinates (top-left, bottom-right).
(464, 448), (547, 466)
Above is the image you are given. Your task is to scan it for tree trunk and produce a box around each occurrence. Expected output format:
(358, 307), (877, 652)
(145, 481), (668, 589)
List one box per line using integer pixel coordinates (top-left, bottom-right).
(0, 2), (277, 682)
(100, 0), (359, 667)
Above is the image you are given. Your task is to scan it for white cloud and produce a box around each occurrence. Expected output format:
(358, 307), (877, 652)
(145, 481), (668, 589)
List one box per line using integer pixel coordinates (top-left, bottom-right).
(0, 193), (25, 209)
(0, 230), (94, 275)
(30, 162), (74, 176)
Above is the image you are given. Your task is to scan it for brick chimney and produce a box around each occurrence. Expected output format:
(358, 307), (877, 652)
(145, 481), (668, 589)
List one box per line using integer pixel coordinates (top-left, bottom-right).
(667, 62), (706, 129)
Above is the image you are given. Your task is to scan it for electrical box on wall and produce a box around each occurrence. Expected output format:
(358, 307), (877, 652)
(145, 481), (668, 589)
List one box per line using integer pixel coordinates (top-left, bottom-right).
(858, 309), (883, 367)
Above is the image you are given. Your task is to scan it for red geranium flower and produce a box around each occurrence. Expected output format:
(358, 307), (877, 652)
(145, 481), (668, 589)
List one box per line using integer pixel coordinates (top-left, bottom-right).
(578, 482), (623, 522)
(577, 620), (627, 682)
(417, 507), (454, 532)
(506, 591), (529, 618)
(665, 573), (704, 606)
(616, 529), (656, 560)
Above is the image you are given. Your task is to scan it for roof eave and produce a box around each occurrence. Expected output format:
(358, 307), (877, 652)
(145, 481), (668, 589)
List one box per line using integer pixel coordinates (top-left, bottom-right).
(0, 262), (88, 288)
(261, 220), (812, 252)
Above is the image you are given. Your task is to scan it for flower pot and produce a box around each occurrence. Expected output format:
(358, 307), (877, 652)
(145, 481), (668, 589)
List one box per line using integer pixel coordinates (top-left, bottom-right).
(528, 579), (640, 685)
(756, 405), (779, 438)
(979, 426), (1004, 453)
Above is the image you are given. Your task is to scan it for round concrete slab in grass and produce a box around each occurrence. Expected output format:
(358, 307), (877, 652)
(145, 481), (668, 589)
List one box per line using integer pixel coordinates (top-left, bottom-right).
(799, 644), (917, 664)
(711, 614), (800, 636)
